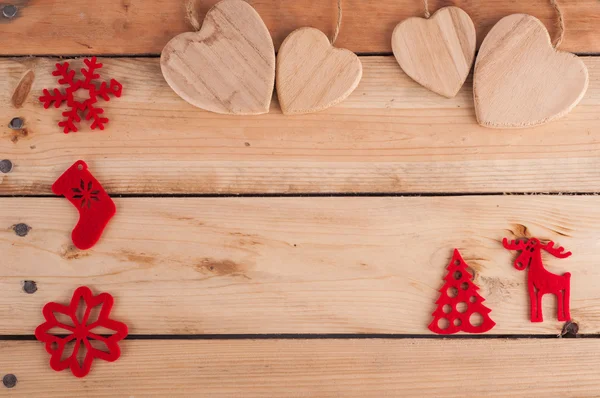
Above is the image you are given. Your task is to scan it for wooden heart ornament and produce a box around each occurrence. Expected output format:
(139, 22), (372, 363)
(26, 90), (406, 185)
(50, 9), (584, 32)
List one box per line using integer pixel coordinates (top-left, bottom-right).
(474, 14), (588, 128)
(160, 0), (275, 115)
(276, 27), (362, 115)
(392, 7), (476, 98)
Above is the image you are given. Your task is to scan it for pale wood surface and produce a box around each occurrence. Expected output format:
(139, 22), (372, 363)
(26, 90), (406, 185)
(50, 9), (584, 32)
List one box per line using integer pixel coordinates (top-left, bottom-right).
(3, 339), (600, 396)
(1, 196), (598, 335)
(2, 0), (599, 55)
(160, 0), (275, 115)
(276, 27), (362, 114)
(474, 14), (589, 128)
(2, 56), (600, 195)
(392, 6), (476, 98)
(3, 1), (600, 394)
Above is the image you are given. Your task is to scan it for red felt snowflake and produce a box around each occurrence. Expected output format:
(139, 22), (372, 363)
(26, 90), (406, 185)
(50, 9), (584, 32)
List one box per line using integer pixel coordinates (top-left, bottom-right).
(39, 57), (123, 134)
(35, 286), (128, 378)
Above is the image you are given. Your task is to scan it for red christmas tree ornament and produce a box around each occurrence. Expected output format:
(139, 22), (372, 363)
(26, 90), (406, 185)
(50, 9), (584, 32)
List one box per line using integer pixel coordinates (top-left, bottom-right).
(52, 160), (116, 250)
(35, 286), (128, 378)
(429, 249), (496, 334)
(503, 238), (572, 322)
(39, 57), (122, 133)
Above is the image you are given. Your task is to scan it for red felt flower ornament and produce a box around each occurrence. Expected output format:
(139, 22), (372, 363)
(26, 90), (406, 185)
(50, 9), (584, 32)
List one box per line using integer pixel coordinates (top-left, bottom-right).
(35, 286), (128, 378)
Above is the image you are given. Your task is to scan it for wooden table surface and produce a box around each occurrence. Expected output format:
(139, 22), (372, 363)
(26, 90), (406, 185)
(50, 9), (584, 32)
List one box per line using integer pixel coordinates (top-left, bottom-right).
(1, 0), (600, 396)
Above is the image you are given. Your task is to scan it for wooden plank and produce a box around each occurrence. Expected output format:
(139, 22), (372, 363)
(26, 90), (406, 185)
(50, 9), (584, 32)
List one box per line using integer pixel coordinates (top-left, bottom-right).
(2, 339), (600, 396)
(0, 196), (598, 335)
(1, 0), (599, 55)
(2, 56), (600, 195)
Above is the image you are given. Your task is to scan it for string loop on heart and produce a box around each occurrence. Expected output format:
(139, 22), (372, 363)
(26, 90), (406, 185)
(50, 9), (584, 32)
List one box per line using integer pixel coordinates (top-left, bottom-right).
(423, 0), (430, 18)
(185, 0), (202, 31)
(549, 0), (565, 49)
(330, 0), (343, 45)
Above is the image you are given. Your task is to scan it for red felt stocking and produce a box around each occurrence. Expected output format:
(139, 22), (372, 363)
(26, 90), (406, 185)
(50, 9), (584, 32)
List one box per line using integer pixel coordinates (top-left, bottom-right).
(52, 160), (115, 250)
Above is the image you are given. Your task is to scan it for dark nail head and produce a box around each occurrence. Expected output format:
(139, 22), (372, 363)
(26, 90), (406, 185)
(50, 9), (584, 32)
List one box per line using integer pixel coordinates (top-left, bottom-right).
(2, 5), (17, 19)
(13, 223), (30, 237)
(2, 374), (17, 388)
(9, 117), (23, 129)
(23, 280), (37, 294)
(0, 159), (12, 173)
(561, 321), (579, 338)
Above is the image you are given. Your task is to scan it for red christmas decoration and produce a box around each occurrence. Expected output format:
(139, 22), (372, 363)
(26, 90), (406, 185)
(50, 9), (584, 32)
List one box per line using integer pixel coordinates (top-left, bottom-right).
(52, 160), (116, 250)
(503, 238), (572, 322)
(39, 57), (122, 133)
(429, 249), (496, 334)
(35, 286), (128, 378)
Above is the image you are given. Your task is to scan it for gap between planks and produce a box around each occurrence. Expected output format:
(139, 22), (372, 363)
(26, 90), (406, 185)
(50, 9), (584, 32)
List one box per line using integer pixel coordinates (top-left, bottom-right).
(3, 192), (600, 199)
(2, 52), (600, 58)
(0, 332), (584, 340)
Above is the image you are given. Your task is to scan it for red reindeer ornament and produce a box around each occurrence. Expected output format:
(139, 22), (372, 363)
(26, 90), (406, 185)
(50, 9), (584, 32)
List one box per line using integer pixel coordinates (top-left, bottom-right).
(503, 238), (572, 322)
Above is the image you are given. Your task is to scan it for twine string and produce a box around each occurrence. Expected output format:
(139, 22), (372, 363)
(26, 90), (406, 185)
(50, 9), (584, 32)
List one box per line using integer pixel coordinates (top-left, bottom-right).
(188, 0), (564, 47)
(186, 0), (201, 31)
(419, 0), (562, 45)
(423, 0), (430, 18)
(549, 0), (565, 48)
(330, 0), (343, 45)
(187, 0), (344, 44)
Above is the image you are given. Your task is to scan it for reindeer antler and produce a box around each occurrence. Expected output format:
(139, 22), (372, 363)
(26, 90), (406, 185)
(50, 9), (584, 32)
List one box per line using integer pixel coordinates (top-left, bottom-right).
(541, 241), (572, 258)
(502, 238), (526, 250)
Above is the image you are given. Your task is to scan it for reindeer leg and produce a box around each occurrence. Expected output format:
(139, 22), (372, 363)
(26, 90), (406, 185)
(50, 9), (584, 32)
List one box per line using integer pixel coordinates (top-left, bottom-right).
(536, 290), (544, 322)
(564, 278), (571, 321)
(557, 290), (565, 321)
(530, 287), (541, 322)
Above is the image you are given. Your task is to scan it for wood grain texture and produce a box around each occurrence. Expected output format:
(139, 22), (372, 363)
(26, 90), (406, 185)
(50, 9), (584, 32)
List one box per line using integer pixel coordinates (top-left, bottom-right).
(474, 14), (589, 128)
(2, 57), (600, 194)
(1, 196), (598, 335)
(3, 339), (600, 397)
(392, 7), (476, 98)
(276, 27), (362, 114)
(1, 0), (599, 55)
(160, 0), (275, 115)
